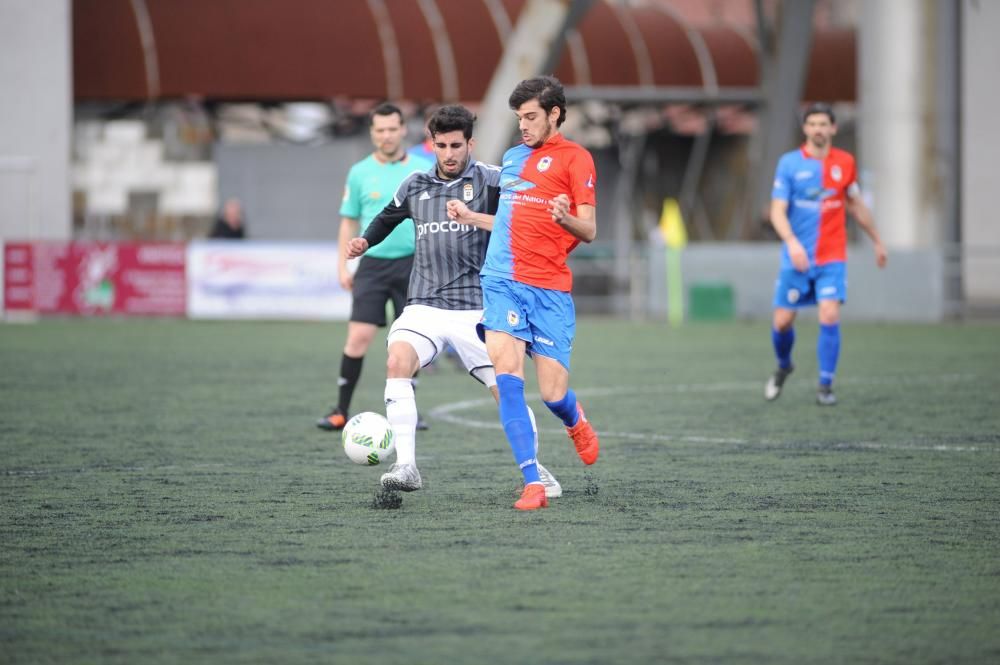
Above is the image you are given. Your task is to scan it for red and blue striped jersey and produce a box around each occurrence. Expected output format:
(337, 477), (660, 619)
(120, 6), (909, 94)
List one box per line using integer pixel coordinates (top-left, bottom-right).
(481, 133), (596, 292)
(771, 145), (859, 268)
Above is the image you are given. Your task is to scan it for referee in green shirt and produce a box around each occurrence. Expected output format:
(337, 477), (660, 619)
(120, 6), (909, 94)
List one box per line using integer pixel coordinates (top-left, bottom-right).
(317, 103), (432, 431)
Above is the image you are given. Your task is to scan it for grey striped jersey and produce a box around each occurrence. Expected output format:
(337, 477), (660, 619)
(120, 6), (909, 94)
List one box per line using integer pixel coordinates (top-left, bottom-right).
(362, 160), (500, 310)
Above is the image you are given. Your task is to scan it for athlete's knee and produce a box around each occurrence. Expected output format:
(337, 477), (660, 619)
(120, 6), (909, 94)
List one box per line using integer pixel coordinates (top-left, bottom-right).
(538, 381), (571, 403)
(817, 301), (841, 326)
(818, 313), (840, 326)
(385, 347), (418, 379)
(772, 308), (796, 331)
(491, 357), (521, 377)
(486, 335), (524, 376)
(535, 362), (570, 402)
(344, 324), (376, 356)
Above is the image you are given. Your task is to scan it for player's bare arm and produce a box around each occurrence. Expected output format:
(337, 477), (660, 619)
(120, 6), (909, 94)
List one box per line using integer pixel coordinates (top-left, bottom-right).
(847, 193), (888, 268)
(337, 216), (360, 289)
(769, 199), (810, 272)
(446, 199), (494, 231)
(549, 195), (596, 243)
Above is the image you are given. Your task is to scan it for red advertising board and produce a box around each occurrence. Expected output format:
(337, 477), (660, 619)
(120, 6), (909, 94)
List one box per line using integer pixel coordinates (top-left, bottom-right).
(3, 242), (186, 316)
(3, 243), (34, 313)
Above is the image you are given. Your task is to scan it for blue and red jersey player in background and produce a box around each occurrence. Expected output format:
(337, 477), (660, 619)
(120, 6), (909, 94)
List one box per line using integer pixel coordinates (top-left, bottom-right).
(765, 102), (888, 406)
(452, 75), (599, 510)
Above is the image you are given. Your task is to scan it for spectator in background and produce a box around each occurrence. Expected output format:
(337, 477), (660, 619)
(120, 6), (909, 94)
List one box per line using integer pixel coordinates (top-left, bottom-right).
(208, 198), (247, 239)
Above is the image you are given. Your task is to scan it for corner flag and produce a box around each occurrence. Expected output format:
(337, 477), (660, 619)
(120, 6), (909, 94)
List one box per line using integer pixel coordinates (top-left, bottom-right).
(659, 198), (686, 327)
(659, 197), (687, 249)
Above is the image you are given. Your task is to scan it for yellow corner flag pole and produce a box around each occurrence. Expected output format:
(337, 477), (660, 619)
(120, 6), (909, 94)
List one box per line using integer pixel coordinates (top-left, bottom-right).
(659, 198), (687, 327)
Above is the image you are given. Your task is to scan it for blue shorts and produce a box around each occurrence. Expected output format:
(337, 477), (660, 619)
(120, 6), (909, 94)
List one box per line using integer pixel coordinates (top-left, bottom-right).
(478, 275), (575, 369)
(773, 261), (847, 308)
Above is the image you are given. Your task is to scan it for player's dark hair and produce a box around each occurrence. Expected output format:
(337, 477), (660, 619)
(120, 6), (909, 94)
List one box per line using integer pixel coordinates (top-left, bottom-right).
(509, 75), (567, 127)
(369, 102), (404, 126)
(427, 104), (476, 140)
(802, 102), (835, 125)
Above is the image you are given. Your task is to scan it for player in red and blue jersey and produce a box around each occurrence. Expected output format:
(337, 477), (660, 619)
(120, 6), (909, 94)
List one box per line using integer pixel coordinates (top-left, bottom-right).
(765, 103), (888, 406)
(470, 76), (599, 510)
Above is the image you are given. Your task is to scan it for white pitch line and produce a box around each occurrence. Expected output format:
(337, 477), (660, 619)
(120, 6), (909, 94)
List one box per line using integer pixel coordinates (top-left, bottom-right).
(427, 375), (992, 452)
(4, 374), (987, 478)
(2, 462), (240, 477)
(430, 396), (751, 445)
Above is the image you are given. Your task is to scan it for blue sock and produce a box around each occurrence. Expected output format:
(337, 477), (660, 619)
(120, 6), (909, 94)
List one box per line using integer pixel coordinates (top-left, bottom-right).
(544, 390), (579, 427)
(496, 374), (539, 484)
(772, 327), (795, 370)
(817, 323), (840, 386)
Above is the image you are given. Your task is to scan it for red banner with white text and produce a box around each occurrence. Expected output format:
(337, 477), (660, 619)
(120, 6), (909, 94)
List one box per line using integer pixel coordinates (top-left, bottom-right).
(3, 242), (186, 316)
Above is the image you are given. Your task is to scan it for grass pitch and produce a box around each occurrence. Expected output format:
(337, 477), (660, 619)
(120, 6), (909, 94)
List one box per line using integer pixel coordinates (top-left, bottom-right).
(2, 318), (999, 664)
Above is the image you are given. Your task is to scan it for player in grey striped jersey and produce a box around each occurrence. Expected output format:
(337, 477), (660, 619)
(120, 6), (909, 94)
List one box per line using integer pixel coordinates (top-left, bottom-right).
(346, 105), (561, 498)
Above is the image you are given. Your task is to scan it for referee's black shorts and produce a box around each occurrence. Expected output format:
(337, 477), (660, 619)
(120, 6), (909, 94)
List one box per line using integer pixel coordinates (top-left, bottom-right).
(350, 254), (413, 326)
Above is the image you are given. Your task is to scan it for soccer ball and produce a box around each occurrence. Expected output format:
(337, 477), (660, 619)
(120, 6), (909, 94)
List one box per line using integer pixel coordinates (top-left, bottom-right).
(342, 412), (395, 465)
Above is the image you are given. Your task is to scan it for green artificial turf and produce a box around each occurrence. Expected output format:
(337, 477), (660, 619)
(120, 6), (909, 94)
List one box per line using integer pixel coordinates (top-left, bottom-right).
(2, 319), (998, 664)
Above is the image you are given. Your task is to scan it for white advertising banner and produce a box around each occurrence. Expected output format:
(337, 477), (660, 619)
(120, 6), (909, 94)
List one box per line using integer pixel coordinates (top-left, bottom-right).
(187, 241), (350, 320)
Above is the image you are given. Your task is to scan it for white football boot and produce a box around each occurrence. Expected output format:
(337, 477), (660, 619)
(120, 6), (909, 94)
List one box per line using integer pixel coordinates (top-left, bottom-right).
(536, 462), (562, 499)
(380, 463), (422, 492)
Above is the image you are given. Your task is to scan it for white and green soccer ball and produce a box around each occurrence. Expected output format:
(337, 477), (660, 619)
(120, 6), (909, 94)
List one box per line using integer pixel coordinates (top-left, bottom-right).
(342, 412), (395, 465)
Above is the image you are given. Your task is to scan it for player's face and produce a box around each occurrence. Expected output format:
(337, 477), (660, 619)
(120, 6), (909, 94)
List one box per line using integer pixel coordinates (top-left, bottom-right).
(370, 113), (406, 159)
(515, 99), (559, 148)
(802, 113), (836, 150)
(432, 130), (472, 180)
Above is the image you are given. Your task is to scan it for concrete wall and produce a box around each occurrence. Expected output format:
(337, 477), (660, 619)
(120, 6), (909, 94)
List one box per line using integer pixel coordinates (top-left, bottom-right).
(961, 0), (1000, 307)
(214, 138), (371, 241)
(0, 0), (71, 240)
(647, 244), (949, 322)
(859, 0), (960, 252)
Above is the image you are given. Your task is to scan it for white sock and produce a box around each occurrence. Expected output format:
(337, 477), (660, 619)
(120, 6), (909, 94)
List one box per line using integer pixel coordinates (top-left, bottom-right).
(527, 405), (539, 457)
(385, 378), (418, 466)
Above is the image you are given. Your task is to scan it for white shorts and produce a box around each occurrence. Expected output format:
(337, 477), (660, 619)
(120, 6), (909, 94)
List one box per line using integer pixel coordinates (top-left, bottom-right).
(387, 305), (497, 386)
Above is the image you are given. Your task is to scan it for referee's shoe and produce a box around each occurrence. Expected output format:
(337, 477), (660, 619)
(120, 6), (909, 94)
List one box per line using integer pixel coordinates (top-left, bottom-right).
(317, 407), (429, 431)
(316, 407), (347, 431)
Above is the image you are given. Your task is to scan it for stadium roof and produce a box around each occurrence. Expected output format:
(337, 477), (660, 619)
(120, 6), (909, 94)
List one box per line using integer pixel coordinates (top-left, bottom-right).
(73, 0), (855, 103)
